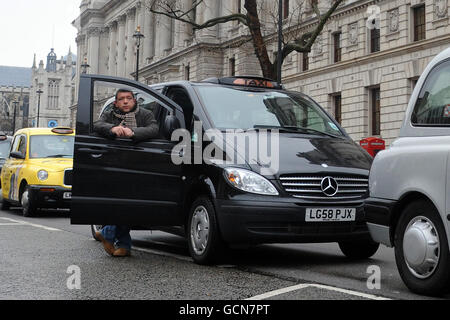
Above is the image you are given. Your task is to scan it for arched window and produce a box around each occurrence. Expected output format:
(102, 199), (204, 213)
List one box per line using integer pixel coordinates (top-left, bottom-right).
(48, 80), (60, 109)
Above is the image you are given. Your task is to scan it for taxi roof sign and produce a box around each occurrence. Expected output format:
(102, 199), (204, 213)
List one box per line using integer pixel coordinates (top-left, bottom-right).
(51, 127), (74, 134)
(203, 76), (283, 89)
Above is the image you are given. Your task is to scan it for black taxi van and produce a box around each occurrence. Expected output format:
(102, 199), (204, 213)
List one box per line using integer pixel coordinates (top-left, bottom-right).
(71, 74), (376, 264)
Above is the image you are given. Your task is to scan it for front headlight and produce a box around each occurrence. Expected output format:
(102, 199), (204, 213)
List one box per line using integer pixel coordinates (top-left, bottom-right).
(224, 168), (279, 196)
(37, 170), (48, 181)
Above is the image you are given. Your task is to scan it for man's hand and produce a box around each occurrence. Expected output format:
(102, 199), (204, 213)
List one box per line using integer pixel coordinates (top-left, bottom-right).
(111, 126), (134, 138)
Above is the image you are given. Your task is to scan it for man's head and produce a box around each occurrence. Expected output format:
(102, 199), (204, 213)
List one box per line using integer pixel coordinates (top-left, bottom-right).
(114, 89), (136, 113)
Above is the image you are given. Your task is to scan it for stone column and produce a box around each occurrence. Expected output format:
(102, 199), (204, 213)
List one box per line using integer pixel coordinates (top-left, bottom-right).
(135, 1), (145, 67)
(108, 22), (117, 76)
(125, 8), (136, 78)
(155, 13), (172, 58)
(117, 15), (126, 77)
(143, 9), (155, 63)
(197, 0), (218, 42)
(87, 27), (100, 74)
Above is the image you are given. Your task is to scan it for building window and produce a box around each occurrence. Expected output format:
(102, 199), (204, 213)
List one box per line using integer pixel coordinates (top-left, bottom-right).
(229, 57), (236, 76)
(302, 52), (309, 71)
(334, 94), (342, 124)
(283, 0), (290, 19)
(370, 28), (380, 53)
(371, 87), (381, 136)
(334, 32), (342, 63)
(413, 5), (426, 42)
(48, 80), (59, 110)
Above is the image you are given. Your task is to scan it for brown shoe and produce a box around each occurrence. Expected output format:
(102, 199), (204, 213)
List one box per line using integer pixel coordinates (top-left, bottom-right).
(113, 248), (131, 257)
(95, 231), (115, 256)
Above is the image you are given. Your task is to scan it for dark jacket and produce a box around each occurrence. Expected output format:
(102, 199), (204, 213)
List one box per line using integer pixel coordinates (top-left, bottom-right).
(94, 107), (159, 141)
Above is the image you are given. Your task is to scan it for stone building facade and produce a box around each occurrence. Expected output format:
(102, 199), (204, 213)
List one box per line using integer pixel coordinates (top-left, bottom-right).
(72, 0), (450, 145)
(29, 49), (77, 128)
(0, 66), (31, 134)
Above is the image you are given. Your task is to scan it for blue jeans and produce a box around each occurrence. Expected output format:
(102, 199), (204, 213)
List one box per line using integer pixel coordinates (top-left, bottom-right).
(100, 225), (132, 251)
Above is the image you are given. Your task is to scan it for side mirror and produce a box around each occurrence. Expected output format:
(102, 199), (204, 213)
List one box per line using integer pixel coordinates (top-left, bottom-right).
(10, 151), (25, 159)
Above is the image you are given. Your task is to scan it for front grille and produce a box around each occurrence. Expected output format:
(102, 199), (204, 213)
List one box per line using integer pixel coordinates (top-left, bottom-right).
(280, 174), (368, 201)
(64, 169), (73, 186)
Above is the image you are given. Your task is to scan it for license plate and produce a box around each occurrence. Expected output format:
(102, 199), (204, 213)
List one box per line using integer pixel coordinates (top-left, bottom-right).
(63, 192), (72, 199)
(305, 208), (356, 222)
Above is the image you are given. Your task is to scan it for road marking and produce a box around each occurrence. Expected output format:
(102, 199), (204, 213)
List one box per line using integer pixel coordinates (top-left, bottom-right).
(0, 217), (61, 231)
(245, 283), (391, 300)
(132, 246), (193, 262)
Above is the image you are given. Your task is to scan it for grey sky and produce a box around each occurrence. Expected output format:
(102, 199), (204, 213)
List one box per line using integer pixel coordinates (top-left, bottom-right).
(0, 0), (80, 68)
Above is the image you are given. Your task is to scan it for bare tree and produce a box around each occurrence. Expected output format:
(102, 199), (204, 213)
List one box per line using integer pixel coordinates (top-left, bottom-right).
(147, 0), (344, 80)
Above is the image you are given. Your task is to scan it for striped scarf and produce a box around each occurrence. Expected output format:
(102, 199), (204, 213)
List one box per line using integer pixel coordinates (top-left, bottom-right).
(113, 106), (139, 129)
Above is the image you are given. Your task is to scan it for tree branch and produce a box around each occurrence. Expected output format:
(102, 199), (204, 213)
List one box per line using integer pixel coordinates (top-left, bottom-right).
(147, 0), (248, 29)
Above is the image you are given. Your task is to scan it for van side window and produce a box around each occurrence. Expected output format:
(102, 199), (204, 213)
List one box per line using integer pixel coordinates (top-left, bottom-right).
(166, 87), (194, 130)
(412, 60), (450, 125)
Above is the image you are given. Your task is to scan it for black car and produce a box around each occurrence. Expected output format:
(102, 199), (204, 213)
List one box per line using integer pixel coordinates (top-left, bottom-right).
(0, 134), (12, 186)
(71, 74), (377, 264)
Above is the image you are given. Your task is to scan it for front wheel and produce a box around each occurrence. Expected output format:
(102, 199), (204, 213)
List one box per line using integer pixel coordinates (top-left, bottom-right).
(187, 196), (225, 265)
(394, 200), (450, 296)
(338, 239), (380, 260)
(21, 186), (38, 217)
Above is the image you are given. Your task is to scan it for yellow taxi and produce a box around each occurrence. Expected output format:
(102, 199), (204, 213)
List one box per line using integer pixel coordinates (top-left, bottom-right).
(1, 127), (74, 217)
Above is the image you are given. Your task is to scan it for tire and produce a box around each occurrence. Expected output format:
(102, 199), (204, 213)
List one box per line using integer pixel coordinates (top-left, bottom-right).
(187, 196), (225, 265)
(21, 186), (38, 217)
(394, 199), (450, 296)
(91, 225), (104, 241)
(338, 239), (380, 260)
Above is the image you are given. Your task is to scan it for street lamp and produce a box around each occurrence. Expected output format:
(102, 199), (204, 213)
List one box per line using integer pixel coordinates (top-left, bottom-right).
(81, 57), (90, 74)
(12, 100), (18, 134)
(36, 89), (43, 127)
(132, 26), (145, 81)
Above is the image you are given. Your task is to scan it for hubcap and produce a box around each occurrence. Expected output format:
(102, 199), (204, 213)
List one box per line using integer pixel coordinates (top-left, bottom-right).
(21, 190), (29, 209)
(190, 205), (210, 255)
(403, 216), (440, 279)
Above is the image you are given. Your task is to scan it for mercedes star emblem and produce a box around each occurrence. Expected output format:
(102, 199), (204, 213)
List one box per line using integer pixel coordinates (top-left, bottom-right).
(321, 176), (339, 197)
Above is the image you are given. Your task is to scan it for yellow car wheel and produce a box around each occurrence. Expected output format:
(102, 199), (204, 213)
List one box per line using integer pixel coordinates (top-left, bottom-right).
(21, 186), (38, 217)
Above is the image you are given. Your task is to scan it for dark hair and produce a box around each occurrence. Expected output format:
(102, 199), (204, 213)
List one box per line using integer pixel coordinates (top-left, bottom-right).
(115, 89), (135, 101)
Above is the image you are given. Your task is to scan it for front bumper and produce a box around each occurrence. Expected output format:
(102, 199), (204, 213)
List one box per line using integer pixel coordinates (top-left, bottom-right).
(216, 199), (371, 244)
(28, 185), (72, 210)
(364, 197), (397, 247)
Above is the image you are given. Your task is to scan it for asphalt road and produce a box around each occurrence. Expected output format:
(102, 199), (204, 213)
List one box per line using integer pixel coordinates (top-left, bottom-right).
(1, 208), (449, 301)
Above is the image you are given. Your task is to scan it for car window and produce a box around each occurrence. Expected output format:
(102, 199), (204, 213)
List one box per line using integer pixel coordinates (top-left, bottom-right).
(11, 135), (22, 153)
(18, 136), (27, 155)
(166, 87), (194, 129)
(196, 86), (344, 136)
(0, 141), (11, 158)
(29, 135), (74, 159)
(93, 81), (174, 137)
(411, 59), (450, 125)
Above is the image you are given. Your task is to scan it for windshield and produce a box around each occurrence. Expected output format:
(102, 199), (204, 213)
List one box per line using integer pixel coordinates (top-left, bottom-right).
(0, 141), (11, 158)
(197, 86), (344, 137)
(30, 135), (74, 159)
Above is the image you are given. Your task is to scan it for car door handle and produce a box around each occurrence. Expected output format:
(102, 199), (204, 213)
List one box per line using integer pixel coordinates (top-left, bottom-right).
(78, 148), (108, 158)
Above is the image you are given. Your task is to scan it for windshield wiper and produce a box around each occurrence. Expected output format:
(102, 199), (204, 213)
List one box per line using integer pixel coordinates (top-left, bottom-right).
(44, 154), (72, 158)
(252, 125), (342, 138)
(283, 126), (343, 138)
